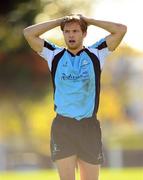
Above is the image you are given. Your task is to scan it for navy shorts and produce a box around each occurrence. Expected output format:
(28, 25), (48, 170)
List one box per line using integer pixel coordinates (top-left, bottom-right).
(50, 114), (104, 165)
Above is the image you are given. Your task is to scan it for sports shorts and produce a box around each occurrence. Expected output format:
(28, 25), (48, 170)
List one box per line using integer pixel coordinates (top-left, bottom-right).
(50, 114), (104, 165)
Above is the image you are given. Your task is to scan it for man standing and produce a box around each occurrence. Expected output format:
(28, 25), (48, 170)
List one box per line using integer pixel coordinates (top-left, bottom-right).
(23, 14), (127, 180)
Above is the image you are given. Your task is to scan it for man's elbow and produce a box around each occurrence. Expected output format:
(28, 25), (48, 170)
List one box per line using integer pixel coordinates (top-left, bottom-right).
(120, 24), (127, 35)
(23, 28), (32, 39)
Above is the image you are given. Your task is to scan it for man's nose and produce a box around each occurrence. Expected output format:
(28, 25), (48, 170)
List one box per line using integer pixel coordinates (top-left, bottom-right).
(69, 32), (74, 37)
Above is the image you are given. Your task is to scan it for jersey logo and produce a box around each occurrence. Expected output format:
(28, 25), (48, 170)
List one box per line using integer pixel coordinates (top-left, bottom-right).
(62, 61), (68, 67)
(83, 59), (88, 65)
(81, 59), (90, 67)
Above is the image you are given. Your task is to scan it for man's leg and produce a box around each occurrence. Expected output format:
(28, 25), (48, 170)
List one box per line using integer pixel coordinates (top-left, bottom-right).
(55, 155), (77, 180)
(78, 159), (100, 180)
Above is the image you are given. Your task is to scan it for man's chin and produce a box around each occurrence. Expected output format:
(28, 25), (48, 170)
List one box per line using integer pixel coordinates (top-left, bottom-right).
(67, 44), (78, 50)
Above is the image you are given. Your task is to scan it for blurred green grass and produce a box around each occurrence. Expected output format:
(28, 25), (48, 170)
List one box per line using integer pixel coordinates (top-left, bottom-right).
(0, 168), (142, 180)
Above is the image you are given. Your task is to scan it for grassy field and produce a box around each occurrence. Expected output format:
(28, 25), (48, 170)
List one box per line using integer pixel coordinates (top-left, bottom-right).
(0, 168), (142, 180)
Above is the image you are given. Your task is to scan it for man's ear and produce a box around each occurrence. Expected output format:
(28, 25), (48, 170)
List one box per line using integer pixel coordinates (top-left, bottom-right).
(83, 31), (87, 38)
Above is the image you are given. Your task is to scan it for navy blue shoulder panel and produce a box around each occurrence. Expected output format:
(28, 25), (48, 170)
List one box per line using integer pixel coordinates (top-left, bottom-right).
(84, 48), (101, 116)
(44, 41), (56, 50)
(51, 49), (66, 110)
(51, 49), (66, 91)
(96, 41), (107, 50)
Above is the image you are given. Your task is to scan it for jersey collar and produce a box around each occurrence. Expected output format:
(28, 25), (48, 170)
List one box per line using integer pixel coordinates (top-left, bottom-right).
(66, 48), (85, 57)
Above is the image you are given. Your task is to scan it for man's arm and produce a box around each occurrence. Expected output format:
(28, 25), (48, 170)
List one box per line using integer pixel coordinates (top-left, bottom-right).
(81, 16), (127, 51)
(23, 18), (64, 52)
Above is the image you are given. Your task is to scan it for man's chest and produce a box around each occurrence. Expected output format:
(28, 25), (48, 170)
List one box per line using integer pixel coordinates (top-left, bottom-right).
(56, 55), (94, 82)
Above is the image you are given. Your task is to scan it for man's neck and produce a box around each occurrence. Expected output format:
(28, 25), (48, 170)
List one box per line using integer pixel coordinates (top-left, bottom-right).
(67, 46), (84, 55)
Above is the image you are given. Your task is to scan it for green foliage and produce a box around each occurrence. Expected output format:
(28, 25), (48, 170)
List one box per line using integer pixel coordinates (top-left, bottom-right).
(0, 0), (42, 52)
(116, 133), (143, 149)
(0, 168), (142, 180)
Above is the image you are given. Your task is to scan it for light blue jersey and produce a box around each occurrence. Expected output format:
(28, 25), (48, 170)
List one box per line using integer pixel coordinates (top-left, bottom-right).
(38, 38), (111, 120)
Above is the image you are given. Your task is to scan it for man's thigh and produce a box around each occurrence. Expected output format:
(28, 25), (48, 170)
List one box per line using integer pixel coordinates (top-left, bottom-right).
(78, 158), (100, 180)
(50, 117), (77, 161)
(77, 119), (104, 165)
(55, 155), (77, 180)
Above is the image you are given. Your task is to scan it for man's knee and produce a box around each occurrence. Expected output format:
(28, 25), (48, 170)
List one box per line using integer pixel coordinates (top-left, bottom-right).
(57, 168), (75, 180)
(55, 155), (77, 180)
(59, 174), (75, 180)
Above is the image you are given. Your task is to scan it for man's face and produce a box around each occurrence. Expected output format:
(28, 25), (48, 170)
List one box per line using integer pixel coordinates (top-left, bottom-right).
(63, 22), (86, 50)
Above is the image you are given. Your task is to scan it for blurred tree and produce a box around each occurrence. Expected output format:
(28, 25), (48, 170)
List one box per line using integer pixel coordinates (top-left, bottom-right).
(36, 0), (93, 21)
(0, 0), (93, 53)
(0, 0), (42, 52)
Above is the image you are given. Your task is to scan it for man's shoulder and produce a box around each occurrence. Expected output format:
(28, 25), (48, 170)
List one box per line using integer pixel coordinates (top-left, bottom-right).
(87, 38), (108, 50)
(44, 40), (64, 51)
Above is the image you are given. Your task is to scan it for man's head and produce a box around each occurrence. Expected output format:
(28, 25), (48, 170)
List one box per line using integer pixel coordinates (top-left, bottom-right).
(60, 14), (88, 33)
(60, 14), (88, 51)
